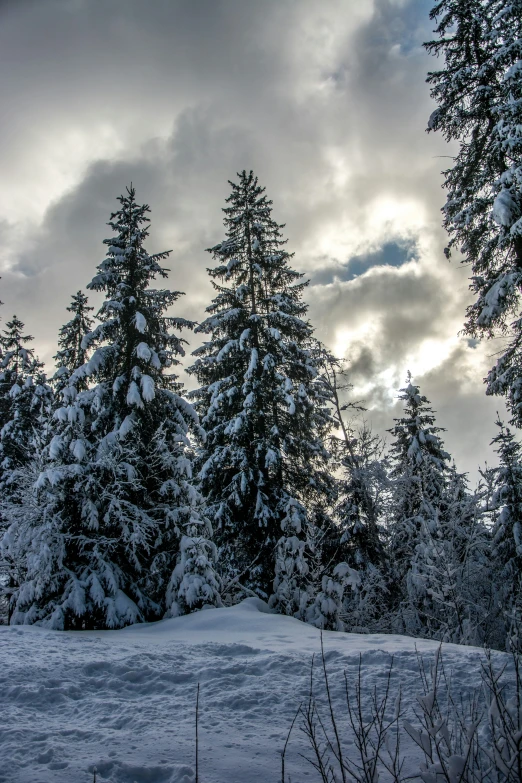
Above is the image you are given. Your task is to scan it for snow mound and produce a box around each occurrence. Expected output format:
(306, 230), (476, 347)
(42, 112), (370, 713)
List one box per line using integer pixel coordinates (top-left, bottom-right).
(0, 599), (501, 783)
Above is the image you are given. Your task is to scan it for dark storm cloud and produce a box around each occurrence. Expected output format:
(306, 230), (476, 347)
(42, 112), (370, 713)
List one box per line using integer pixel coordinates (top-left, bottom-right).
(0, 0), (507, 479)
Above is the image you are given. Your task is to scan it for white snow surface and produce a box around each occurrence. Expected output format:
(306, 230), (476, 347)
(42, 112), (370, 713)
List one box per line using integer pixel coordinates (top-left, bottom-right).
(0, 598), (500, 783)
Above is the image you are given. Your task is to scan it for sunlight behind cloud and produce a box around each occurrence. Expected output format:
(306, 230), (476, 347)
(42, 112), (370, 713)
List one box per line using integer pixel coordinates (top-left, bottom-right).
(405, 336), (460, 379)
(365, 195), (428, 235)
(333, 320), (381, 362)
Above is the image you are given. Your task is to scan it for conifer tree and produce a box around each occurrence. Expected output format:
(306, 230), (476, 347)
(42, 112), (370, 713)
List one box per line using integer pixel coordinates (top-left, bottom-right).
(425, 0), (522, 424)
(305, 561), (360, 632)
(189, 171), (335, 611)
(387, 374), (450, 635)
(0, 317), (52, 619)
(336, 425), (391, 631)
(53, 291), (94, 392)
(413, 465), (492, 645)
(490, 419), (522, 644)
(321, 359), (391, 630)
(336, 426), (388, 573)
(2, 188), (219, 629)
(0, 316), (51, 501)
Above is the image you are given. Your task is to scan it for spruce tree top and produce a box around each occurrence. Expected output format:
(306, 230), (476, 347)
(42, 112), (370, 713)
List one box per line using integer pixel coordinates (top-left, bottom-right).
(205, 169), (308, 324)
(72, 185), (195, 417)
(53, 291), (94, 391)
(192, 169), (332, 483)
(1, 316), (35, 377)
(388, 373), (450, 508)
(189, 170), (334, 597)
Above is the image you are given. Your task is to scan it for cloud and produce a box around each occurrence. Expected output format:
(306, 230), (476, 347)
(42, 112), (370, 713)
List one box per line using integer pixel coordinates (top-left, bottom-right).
(0, 0), (507, 481)
(310, 239), (418, 285)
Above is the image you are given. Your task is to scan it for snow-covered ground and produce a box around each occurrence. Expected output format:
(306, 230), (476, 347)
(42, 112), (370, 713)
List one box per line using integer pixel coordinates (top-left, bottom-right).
(0, 599), (500, 783)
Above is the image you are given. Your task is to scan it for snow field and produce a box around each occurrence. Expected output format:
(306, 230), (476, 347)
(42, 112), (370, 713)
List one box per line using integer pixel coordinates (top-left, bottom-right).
(0, 599), (499, 783)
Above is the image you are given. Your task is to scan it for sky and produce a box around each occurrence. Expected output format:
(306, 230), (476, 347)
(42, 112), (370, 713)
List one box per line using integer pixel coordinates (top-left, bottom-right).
(0, 0), (508, 484)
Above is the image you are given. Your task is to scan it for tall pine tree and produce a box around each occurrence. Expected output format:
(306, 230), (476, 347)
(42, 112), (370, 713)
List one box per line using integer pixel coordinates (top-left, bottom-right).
(414, 465), (492, 645)
(0, 316), (51, 502)
(189, 171), (336, 611)
(2, 188), (219, 629)
(322, 358), (391, 631)
(336, 424), (391, 632)
(52, 291), (94, 392)
(425, 0), (522, 424)
(490, 419), (522, 645)
(387, 374), (450, 635)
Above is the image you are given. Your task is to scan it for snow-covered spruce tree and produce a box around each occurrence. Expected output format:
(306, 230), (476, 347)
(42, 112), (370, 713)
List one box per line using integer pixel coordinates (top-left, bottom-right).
(489, 419), (522, 646)
(2, 187), (219, 629)
(425, 0), (522, 425)
(0, 316), (52, 503)
(52, 291), (94, 393)
(304, 560), (360, 632)
(189, 171), (336, 612)
(387, 374), (451, 636)
(0, 317), (52, 622)
(321, 358), (391, 631)
(414, 465), (493, 645)
(336, 425), (392, 632)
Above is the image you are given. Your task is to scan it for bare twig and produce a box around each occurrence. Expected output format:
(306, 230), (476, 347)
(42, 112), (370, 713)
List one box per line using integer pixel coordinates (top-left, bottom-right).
(320, 632), (347, 783)
(281, 703), (301, 783)
(195, 682), (200, 783)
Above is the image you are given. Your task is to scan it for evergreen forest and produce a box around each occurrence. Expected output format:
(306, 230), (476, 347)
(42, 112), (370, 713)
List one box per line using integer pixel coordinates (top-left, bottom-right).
(1, 0), (521, 656)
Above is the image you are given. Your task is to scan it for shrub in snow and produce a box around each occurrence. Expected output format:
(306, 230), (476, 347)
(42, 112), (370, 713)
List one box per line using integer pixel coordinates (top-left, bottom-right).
(291, 636), (522, 783)
(305, 562), (360, 631)
(166, 518), (221, 617)
(270, 498), (310, 617)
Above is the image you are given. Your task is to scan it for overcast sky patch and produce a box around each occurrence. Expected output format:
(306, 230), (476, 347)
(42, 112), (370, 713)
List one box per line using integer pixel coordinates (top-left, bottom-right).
(0, 0), (508, 483)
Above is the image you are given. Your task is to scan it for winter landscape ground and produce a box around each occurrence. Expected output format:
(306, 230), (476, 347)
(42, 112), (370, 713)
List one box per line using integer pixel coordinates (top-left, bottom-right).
(0, 598), (507, 783)
(1, 2), (522, 781)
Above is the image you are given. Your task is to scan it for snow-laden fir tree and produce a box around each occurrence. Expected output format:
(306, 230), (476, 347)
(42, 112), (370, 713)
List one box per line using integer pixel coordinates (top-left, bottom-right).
(387, 374), (451, 636)
(489, 419), (522, 646)
(425, 0), (522, 424)
(0, 316), (52, 621)
(412, 465), (493, 645)
(0, 316), (52, 504)
(305, 560), (360, 632)
(336, 424), (391, 632)
(52, 291), (94, 393)
(2, 187), (219, 629)
(189, 171), (336, 612)
(321, 358), (391, 631)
